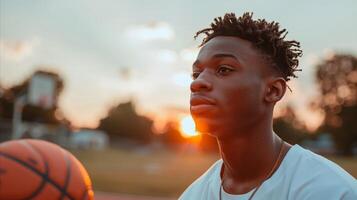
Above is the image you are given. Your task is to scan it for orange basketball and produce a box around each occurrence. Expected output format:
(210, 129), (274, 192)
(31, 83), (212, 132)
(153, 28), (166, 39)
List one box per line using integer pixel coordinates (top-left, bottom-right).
(0, 139), (94, 200)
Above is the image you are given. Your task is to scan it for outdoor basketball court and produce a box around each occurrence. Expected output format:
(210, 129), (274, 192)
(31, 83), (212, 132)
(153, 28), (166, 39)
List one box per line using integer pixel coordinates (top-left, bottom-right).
(95, 192), (175, 200)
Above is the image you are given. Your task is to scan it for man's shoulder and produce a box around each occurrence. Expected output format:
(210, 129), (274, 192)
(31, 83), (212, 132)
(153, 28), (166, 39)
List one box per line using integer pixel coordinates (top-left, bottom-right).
(286, 145), (357, 199)
(290, 145), (355, 184)
(178, 159), (222, 200)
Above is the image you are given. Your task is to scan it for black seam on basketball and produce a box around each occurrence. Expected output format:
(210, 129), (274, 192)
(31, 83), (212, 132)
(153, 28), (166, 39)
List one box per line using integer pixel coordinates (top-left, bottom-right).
(19, 141), (49, 200)
(25, 142), (76, 200)
(80, 188), (88, 200)
(59, 150), (71, 200)
(0, 152), (75, 200)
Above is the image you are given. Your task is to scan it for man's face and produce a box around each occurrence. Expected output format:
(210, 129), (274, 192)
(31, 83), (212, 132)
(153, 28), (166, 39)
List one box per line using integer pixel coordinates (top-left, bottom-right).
(190, 36), (271, 136)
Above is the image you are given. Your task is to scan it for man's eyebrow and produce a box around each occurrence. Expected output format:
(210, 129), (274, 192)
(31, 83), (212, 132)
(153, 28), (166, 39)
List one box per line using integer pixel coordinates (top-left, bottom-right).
(212, 53), (239, 60)
(192, 53), (240, 69)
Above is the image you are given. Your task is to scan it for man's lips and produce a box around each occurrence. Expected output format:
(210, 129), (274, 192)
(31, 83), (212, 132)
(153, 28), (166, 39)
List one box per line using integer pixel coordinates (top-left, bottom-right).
(190, 95), (216, 106)
(190, 95), (217, 115)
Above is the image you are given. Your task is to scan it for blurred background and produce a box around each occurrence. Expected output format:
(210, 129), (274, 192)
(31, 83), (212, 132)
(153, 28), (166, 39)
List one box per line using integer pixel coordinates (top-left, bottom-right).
(1, 0), (356, 199)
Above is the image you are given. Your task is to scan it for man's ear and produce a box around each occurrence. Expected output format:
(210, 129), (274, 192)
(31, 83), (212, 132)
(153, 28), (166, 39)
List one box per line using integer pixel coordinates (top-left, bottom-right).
(264, 77), (286, 103)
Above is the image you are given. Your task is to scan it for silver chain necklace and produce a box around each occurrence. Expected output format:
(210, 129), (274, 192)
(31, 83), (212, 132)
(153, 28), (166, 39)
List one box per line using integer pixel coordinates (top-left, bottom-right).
(219, 139), (285, 200)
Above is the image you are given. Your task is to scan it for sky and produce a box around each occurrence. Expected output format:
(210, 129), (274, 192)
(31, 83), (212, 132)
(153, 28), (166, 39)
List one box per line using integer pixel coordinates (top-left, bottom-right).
(1, 0), (357, 130)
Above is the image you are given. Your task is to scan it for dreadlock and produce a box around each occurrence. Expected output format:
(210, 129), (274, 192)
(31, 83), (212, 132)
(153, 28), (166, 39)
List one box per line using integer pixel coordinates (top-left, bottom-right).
(194, 12), (303, 81)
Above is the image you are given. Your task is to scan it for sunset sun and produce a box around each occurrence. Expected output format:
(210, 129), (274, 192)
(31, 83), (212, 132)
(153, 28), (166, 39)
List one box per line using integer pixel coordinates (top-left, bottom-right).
(180, 116), (199, 138)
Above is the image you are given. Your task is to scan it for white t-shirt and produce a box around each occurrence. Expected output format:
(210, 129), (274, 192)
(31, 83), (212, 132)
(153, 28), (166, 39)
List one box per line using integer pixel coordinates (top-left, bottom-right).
(179, 145), (357, 200)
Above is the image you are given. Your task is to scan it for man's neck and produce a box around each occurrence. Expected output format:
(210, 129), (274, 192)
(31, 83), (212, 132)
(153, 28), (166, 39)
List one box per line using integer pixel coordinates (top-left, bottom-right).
(216, 119), (287, 194)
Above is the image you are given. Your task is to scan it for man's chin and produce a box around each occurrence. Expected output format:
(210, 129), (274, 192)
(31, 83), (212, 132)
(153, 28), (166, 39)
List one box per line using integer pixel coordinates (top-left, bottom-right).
(193, 117), (221, 136)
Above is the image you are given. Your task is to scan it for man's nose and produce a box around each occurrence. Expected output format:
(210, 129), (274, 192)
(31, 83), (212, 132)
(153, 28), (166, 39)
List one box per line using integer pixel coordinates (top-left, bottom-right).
(190, 71), (213, 93)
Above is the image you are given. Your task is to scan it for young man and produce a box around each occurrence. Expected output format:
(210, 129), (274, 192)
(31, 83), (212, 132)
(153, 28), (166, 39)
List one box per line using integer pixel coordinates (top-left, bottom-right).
(179, 13), (357, 200)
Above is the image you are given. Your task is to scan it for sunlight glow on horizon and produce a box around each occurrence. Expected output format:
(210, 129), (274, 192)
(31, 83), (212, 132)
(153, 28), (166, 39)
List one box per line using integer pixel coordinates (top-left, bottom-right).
(180, 116), (200, 138)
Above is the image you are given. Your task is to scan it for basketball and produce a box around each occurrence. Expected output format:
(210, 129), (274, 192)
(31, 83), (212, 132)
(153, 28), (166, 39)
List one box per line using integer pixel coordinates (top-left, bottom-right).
(0, 139), (94, 200)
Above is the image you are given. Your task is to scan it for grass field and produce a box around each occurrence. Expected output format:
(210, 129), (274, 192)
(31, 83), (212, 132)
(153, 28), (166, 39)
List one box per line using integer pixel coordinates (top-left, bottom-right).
(71, 147), (357, 198)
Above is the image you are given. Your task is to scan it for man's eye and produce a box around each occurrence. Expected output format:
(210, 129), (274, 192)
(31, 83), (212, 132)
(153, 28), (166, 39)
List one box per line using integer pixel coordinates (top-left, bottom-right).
(217, 65), (234, 75)
(192, 72), (201, 79)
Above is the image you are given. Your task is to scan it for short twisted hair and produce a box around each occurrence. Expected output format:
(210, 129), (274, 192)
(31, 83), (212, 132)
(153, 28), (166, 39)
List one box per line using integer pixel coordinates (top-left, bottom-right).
(195, 12), (303, 81)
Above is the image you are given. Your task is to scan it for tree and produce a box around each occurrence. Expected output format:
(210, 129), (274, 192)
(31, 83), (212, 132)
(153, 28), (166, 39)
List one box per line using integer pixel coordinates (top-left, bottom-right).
(160, 121), (186, 147)
(313, 54), (357, 155)
(98, 101), (154, 143)
(273, 106), (308, 145)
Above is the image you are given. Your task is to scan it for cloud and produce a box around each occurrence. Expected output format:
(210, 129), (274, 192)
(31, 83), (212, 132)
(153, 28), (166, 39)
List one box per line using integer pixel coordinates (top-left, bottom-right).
(180, 47), (199, 63)
(172, 72), (192, 87)
(0, 38), (39, 62)
(155, 49), (178, 63)
(123, 22), (175, 41)
(323, 48), (336, 60)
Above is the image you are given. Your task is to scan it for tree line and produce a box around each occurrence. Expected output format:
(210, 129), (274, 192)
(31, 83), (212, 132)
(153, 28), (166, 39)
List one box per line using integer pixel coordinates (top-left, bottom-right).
(1, 54), (356, 155)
